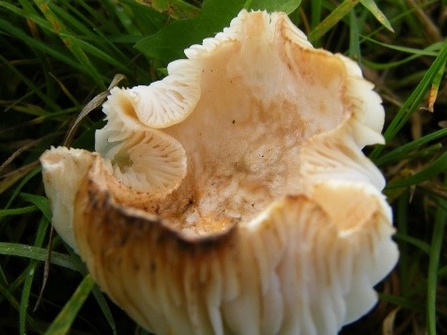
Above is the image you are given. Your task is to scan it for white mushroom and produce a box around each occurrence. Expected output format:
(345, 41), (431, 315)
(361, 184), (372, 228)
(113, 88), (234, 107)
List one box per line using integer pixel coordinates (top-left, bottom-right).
(40, 9), (398, 335)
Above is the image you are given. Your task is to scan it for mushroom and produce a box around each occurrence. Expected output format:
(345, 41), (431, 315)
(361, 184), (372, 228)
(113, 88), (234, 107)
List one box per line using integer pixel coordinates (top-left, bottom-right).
(40, 9), (399, 335)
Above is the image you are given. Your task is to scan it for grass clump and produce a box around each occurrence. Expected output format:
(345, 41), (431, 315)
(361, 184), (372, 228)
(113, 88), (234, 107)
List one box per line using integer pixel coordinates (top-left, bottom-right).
(1, 0), (446, 334)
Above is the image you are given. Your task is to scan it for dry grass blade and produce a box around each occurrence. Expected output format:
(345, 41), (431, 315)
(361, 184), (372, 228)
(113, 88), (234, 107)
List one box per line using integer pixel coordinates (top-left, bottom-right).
(63, 74), (126, 147)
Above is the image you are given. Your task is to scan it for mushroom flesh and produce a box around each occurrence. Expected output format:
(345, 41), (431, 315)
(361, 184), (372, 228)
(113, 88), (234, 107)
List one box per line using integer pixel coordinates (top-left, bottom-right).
(40, 9), (399, 335)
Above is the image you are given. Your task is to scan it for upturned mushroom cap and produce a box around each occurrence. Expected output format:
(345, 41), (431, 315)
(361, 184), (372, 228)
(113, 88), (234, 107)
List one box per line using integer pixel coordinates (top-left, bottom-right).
(40, 9), (398, 335)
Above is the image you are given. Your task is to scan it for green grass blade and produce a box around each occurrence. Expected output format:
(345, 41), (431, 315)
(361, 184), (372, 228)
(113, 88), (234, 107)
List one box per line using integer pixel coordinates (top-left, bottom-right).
(0, 205), (38, 218)
(363, 54), (430, 71)
(348, 10), (361, 61)
(36, 2), (129, 67)
(361, 36), (442, 56)
(379, 293), (425, 312)
(0, 267), (7, 285)
(20, 193), (52, 222)
(427, 192), (447, 335)
(359, 0), (394, 32)
(72, 0), (123, 32)
(371, 40), (447, 159)
(60, 33), (129, 72)
(374, 128), (447, 166)
(0, 18), (88, 77)
(92, 285), (118, 334)
(425, 50), (446, 112)
(20, 264), (37, 334)
(0, 279), (43, 332)
(395, 191), (412, 294)
(394, 232), (430, 255)
(34, 0), (106, 89)
(3, 0), (130, 79)
(0, 167), (40, 210)
(45, 1), (101, 36)
(386, 151), (447, 189)
(43, 274), (95, 335)
(437, 265), (447, 278)
(66, 248), (118, 334)
(0, 243), (79, 271)
(0, 51), (60, 111)
(1, 1), (51, 30)
(20, 217), (49, 334)
(310, 0), (323, 29)
(308, 0), (360, 43)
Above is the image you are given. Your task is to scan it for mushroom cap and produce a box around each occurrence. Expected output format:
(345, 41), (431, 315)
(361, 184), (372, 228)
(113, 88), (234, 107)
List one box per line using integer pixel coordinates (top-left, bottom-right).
(40, 9), (398, 335)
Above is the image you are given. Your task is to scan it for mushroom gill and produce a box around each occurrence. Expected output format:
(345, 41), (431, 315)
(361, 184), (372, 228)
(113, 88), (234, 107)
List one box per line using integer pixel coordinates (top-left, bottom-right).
(40, 9), (399, 335)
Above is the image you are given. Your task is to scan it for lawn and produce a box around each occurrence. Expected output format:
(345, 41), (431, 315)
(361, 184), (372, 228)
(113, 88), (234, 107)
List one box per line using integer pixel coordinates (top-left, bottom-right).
(1, 0), (446, 334)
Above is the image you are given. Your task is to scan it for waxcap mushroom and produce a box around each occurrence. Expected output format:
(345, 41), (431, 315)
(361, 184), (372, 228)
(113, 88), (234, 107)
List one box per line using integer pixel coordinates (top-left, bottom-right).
(40, 9), (398, 335)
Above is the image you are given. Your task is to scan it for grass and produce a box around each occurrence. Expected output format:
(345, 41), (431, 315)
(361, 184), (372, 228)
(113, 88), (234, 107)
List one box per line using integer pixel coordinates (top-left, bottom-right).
(0, 0), (446, 334)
